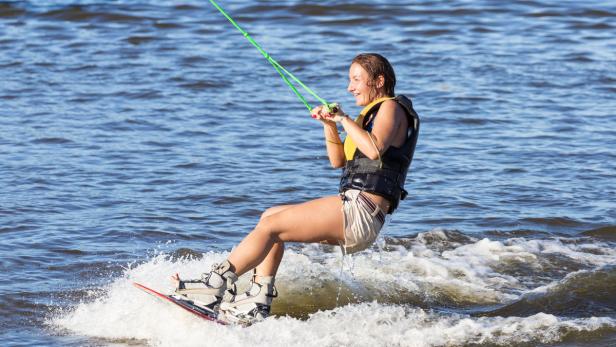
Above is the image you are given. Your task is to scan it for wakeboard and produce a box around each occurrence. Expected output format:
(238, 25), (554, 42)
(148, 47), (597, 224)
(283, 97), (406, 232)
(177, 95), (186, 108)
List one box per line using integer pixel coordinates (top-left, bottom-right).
(133, 282), (228, 325)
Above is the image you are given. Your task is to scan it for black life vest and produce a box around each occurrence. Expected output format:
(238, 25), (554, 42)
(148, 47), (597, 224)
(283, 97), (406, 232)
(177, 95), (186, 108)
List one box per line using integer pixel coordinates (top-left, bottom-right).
(339, 95), (420, 213)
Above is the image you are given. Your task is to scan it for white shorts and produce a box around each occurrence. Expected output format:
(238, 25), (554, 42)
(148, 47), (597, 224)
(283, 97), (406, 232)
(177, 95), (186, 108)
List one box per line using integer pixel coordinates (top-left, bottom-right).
(340, 189), (386, 254)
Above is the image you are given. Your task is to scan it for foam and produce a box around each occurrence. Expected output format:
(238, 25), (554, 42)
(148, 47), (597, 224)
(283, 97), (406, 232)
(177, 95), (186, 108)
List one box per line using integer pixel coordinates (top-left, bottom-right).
(52, 283), (615, 347)
(51, 232), (616, 346)
(507, 237), (616, 267)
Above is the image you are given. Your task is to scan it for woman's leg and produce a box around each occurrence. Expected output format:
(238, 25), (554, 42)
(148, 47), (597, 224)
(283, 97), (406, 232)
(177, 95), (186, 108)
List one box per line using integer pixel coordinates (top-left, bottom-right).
(254, 205), (292, 277)
(228, 195), (344, 277)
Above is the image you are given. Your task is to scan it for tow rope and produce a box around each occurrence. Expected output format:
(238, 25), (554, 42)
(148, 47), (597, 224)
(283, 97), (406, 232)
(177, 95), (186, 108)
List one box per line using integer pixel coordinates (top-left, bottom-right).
(208, 0), (336, 113)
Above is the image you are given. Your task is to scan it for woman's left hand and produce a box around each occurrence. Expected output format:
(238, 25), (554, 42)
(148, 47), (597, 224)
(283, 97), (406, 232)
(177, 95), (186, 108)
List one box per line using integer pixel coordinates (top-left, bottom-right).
(311, 103), (348, 123)
(327, 103), (349, 123)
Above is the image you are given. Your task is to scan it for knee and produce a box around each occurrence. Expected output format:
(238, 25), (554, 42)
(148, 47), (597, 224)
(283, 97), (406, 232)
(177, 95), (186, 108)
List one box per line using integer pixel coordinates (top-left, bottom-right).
(255, 216), (272, 233)
(260, 206), (282, 221)
(255, 217), (281, 241)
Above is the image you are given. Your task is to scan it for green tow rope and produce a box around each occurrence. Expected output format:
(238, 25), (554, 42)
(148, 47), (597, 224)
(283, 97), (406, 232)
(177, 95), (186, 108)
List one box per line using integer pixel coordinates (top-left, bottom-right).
(208, 0), (335, 113)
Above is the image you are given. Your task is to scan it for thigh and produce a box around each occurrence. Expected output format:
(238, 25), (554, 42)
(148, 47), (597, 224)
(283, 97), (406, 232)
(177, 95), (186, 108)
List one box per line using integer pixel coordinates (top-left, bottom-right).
(260, 195), (344, 243)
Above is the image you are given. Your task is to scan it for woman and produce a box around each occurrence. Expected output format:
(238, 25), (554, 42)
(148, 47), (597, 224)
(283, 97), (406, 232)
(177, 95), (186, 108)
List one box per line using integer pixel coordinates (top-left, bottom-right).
(173, 53), (420, 322)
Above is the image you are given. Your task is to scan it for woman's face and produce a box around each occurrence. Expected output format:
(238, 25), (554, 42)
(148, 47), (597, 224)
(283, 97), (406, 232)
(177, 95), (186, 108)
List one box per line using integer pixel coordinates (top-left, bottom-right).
(347, 63), (382, 106)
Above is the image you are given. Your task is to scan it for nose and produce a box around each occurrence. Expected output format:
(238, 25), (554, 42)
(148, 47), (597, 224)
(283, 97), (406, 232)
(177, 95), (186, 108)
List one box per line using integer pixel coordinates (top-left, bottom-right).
(347, 81), (353, 93)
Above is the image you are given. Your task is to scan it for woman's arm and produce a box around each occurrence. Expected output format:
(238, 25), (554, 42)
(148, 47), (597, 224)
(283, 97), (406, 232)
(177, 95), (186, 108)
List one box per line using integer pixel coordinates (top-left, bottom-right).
(323, 122), (346, 168)
(312, 105), (346, 168)
(340, 100), (406, 160)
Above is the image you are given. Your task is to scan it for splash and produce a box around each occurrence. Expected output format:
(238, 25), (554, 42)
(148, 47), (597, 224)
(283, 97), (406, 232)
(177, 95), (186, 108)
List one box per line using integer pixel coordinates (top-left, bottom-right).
(51, 232), (616, 346)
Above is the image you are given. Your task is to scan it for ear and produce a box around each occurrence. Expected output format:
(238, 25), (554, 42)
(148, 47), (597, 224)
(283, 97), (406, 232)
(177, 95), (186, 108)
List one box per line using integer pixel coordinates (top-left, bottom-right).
(376, 75), (385, 89)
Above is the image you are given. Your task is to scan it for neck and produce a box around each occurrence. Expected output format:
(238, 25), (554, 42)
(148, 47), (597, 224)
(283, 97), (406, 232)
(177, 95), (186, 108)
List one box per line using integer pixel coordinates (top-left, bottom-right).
(371, 89), (389, 101)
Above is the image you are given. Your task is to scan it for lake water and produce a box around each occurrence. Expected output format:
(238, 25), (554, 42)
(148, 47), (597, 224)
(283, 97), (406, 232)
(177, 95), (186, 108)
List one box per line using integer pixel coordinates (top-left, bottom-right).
(1, 0), (615, 346)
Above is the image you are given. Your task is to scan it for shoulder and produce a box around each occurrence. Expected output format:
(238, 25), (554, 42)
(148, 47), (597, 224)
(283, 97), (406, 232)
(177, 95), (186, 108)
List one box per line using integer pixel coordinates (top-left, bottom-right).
(379, 99), (400, 111)
(377, 99), (406, 120)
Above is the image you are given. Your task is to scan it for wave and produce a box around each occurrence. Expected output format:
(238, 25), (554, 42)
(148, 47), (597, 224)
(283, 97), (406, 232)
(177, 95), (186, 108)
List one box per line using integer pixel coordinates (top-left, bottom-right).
(50, 231), (616, 345)
(522, 216), (584, 227)
(50, 256), (616, 347)
(49, 229), (616, 313)
(38, 5), (149, 23)
(31, 137), (73, 145)
(582, 226), (616, 241)
(0, 2), (26, 17)
(483, 265), (616, 318)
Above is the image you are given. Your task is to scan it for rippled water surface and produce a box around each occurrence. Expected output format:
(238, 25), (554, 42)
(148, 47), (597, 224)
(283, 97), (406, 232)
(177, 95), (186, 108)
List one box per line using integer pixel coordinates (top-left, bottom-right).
(1, 1), (615, 346)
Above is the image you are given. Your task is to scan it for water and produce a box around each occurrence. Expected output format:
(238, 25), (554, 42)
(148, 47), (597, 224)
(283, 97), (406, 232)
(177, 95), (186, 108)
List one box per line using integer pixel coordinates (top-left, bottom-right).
(1, 0), (615, 346)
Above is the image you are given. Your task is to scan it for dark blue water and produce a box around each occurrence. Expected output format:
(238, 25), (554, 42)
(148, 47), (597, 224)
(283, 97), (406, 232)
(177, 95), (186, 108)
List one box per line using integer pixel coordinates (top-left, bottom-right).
(1, 1), (615, 346)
